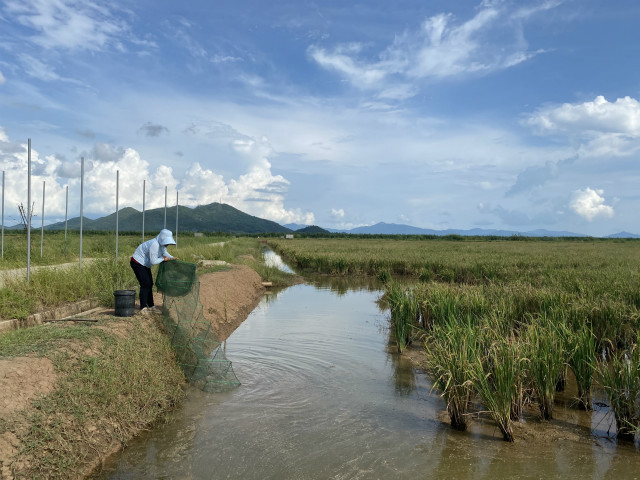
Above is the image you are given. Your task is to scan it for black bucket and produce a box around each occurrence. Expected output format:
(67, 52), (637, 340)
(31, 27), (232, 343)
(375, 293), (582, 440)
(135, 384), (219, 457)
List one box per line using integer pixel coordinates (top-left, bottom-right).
(114, 290), (136, 317)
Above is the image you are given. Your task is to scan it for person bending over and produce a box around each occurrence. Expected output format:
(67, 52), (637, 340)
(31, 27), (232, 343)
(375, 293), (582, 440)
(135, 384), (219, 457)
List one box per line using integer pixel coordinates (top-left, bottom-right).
(130, 229), (177, 311)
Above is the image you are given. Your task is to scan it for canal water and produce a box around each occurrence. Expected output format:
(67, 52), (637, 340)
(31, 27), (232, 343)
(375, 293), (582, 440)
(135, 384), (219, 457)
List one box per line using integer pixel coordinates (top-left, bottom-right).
(98, 263), (640, 479)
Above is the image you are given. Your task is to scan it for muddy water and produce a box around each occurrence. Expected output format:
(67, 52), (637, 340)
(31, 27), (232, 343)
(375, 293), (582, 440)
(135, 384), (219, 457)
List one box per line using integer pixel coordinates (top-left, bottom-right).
(98, 277), (640, 479)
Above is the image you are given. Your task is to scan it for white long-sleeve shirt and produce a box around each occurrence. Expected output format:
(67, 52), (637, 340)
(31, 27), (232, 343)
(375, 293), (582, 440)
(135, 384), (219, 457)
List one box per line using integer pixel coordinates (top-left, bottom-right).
(132, 229), (175, 267)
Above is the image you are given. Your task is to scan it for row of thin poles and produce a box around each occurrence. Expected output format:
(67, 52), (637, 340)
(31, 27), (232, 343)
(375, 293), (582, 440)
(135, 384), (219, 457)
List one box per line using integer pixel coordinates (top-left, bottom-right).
(0, 139), (181, 283)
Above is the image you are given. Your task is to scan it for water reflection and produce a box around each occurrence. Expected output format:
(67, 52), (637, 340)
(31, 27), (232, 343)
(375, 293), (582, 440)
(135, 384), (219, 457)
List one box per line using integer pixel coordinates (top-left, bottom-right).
(306, 273), (384, 295)
(262, 247), (296, 274)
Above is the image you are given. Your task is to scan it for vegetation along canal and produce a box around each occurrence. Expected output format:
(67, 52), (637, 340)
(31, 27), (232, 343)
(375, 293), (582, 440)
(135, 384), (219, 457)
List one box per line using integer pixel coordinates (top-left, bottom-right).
(98, 255), (640, 479)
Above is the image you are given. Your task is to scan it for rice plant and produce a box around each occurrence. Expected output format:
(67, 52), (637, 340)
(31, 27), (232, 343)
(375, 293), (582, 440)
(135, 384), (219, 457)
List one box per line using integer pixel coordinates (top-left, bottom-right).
(469, 336), (522, 442)
(598, 340), (640, 441)
(523, 316), (566, 420)
(386, 282), (420, 352)
(568, 325), (597, 410)
(424, 317), (477, 431)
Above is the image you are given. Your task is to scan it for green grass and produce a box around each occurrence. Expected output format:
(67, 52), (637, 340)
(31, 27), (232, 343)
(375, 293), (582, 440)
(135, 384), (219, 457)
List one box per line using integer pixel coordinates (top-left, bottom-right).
(268, 237), (640, 285)
(523, 316), (566, 420)
(598, 337), (640, 441)
(0, 323), (98, 357)
(424, 317), (477, 431)
(567, 325), (597, 410)
(271, 237), (640, 349)
(0, 316), (185, 478)
(469, 337), (522, 442)
(386, 281), (420, 352)
(0, 231), (232, 269)
(0, 235), (298, 319)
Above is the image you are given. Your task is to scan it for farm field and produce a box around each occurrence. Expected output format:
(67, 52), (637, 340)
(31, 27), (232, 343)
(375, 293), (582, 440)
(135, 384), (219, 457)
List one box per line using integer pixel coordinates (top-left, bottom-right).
(269, 236), (640, 442)
(0, 233), (284, 320)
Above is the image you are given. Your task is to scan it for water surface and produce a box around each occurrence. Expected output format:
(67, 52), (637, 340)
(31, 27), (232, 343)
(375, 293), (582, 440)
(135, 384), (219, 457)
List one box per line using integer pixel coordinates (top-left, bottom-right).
(98, 277), (640, 479)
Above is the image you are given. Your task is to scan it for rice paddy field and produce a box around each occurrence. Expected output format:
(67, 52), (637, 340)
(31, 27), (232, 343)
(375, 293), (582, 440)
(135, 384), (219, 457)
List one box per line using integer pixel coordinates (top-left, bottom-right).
(268, 236), (640, 442)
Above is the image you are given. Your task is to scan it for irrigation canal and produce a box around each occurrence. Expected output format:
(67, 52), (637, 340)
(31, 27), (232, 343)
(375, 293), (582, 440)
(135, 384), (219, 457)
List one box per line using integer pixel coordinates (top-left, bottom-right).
(98, 252), (639, 479)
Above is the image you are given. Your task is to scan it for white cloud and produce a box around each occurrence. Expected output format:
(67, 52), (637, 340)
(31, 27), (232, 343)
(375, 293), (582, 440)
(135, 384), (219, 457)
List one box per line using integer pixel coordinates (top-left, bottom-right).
(395, 9), (500, 78)
(17, 53), (86, 86)
(525, 96), (640, 136)
(524, 96), (640, 158)
(0, 128), (315, 226)
(331, 208), (345, 218)
(570, 187), (614, 221)
(178, 162), (228, 206)
(308, 45), (387, 88)
(0, 70), (5, 85)
(3, 0), (127, 51)
(225, 138), (315, 225)
(309, 1), (553, 95)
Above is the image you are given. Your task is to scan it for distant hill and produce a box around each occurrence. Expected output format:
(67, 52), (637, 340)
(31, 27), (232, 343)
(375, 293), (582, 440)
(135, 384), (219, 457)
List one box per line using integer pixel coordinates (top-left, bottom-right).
(295, 225), (330, 234)
(606, 232), (640, 239)
(21, 208), (640, 238)
(44, 203), (292, 234)
(327, 222), (640, 238)
(283, 223), (308, 231)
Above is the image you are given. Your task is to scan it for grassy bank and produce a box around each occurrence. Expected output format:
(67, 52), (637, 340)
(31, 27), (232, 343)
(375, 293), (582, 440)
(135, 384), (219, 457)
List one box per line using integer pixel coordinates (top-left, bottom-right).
(0, 235), (299, 478)
(0, 314), (185, 478)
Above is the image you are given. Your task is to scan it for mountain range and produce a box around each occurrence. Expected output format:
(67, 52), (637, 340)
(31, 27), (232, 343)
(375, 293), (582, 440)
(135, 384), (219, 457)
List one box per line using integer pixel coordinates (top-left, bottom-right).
(40, 203), (291, 234)
(285, 221), (640, 238)
(9, 203), (638, 238)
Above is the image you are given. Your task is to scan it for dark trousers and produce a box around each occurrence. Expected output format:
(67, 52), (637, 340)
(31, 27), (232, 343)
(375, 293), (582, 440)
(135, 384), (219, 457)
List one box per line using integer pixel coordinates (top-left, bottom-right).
(130, 259), (154, 309)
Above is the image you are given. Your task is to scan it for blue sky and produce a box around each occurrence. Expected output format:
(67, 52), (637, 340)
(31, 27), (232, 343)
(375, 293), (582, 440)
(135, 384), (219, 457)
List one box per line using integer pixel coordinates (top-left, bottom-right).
(0, 0), (639, 235)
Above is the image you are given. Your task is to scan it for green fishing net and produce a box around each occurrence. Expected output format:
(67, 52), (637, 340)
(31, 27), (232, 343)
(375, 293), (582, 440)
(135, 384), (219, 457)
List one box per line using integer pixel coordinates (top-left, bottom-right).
(155, 260), (197, 296)
(158, 261), (240, 392)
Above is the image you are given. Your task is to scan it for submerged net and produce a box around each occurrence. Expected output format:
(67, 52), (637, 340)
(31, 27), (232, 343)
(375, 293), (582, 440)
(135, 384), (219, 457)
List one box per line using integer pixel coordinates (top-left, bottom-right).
(157, 261), (240, 392)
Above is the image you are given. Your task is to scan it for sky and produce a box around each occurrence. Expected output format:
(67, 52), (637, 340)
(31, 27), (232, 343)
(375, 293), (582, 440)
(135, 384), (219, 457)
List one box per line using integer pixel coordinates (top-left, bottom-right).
(0, 0), (639, 236)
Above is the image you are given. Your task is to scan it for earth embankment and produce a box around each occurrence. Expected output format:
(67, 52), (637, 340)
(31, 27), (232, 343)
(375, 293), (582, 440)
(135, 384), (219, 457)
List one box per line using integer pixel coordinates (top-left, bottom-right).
(0, 264), (266, 479)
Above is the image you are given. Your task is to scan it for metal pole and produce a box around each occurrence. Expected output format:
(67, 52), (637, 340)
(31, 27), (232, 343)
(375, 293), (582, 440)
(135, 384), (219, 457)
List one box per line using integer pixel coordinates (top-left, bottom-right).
(115, 170), (119, 260)
(1, 171), (4, 260)
(142, 179), (145, 242)
(175, 190), (179, 248)
(79, 157), (84, 269)
(27, 139), (31, 284)
(64, 186), (68, 242)
(164, 186), (167, 229)
(40, 181), (45, 257)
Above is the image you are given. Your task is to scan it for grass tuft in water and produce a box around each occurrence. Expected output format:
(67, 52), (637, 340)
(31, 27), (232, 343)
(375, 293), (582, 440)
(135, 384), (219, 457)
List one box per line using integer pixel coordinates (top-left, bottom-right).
(523, 315), (566, 420)
(598, 338), (640, 441)
(469, 335), (522, 442)
(386, 281), (420, 353)
(424, 317), (476, 431)
(568, 324), (597, 410)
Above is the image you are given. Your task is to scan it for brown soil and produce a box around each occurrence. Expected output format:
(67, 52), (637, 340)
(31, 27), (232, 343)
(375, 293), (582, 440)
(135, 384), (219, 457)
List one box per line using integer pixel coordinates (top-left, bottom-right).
(0, 264), (266, 479)
(0, 357), (57, 419)
(199, 265), (265, 341)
